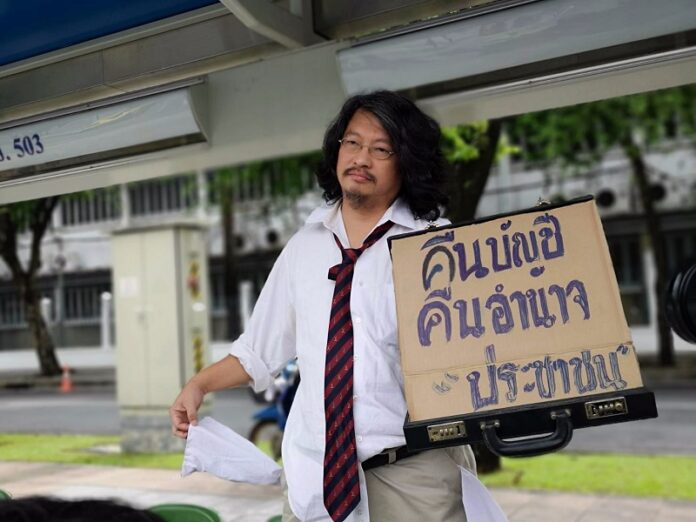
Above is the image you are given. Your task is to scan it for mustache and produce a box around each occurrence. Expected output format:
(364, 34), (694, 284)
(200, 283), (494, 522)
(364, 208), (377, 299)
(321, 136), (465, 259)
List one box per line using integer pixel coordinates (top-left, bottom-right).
(343, 168), (376, 182)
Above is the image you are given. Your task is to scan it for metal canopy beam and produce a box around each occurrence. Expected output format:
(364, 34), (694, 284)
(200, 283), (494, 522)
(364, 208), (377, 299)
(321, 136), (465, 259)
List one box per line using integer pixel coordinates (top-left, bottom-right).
(220, 0), (323, 48)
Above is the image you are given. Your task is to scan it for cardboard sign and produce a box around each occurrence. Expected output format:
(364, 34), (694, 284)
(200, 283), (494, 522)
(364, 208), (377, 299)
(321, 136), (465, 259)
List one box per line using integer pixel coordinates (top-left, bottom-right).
(389, 198), (643, 422)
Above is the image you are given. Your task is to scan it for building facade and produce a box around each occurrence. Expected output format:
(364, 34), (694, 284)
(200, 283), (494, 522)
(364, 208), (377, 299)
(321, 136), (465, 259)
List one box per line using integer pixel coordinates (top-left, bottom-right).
(1, 139), (695, 356)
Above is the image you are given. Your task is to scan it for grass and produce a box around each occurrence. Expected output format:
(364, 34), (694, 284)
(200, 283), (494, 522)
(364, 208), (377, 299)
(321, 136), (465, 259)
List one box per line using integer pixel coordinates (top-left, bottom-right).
(0, 433), (182, 470)
(481, 452), (696, 500)
(2, 433), (696, 500)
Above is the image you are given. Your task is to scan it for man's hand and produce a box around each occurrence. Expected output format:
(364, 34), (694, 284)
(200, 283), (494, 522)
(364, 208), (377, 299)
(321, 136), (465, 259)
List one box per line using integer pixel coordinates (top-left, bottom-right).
(170, 381), (205, 439)
(169, 355), (253, 439)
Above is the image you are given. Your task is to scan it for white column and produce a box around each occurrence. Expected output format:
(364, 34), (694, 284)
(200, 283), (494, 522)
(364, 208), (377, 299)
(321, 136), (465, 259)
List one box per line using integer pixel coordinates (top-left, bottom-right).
(196, 170), (208, 221)
(642, 234), (658, 342)
(40, 297), (52, 325)
(120, 184), (131, 227)
(51, 201), (63, 229)
(239, 280), (254, 331)
(101, 291), (113, 350)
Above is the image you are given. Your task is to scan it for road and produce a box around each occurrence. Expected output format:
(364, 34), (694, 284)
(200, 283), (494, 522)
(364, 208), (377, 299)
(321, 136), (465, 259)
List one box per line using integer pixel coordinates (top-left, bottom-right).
(0, 387), (695, 455)
(0, 387), (259, 440)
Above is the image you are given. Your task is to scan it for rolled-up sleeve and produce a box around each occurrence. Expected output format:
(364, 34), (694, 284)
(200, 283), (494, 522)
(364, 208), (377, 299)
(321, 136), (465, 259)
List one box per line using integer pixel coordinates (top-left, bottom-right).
(229, 242), (296, 393)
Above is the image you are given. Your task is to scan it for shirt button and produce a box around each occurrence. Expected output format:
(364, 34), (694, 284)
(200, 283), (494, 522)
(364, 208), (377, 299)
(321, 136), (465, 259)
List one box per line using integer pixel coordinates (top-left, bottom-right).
(357, 436), (363, 442)
(357, 509), (363, 516)
(353, 394), (358, 401)
(354, 316), (362, 324)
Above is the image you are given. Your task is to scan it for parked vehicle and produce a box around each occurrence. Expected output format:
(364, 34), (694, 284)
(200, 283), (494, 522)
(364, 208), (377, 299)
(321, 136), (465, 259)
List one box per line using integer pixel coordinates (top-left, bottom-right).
(248, 360), (299, 461)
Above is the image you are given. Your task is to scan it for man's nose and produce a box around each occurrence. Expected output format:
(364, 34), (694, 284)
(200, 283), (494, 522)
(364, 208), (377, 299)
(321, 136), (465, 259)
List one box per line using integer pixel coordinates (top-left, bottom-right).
(353, 144), (372, 166)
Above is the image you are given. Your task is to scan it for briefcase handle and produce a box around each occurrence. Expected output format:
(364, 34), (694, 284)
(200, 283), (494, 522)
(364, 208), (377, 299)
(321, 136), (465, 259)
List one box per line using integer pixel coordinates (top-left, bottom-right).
(480, 409), (573, 458)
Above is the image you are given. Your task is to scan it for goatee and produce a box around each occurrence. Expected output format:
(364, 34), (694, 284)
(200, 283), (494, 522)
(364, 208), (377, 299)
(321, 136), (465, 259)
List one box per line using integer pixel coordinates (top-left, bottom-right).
(344, 190), (367, 208)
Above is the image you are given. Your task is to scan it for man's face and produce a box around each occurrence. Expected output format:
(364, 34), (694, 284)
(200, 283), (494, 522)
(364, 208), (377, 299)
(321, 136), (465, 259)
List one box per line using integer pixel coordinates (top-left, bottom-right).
(336, 109), (401, 209)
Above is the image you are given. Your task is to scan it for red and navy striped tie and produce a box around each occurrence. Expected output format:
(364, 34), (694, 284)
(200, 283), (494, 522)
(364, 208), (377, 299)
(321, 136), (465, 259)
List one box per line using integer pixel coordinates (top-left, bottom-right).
(323, 220), (394, 522)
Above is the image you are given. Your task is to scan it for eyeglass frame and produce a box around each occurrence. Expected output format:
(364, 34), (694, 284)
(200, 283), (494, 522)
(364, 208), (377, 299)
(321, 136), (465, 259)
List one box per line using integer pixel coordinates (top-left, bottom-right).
(337, 138), (396, 160)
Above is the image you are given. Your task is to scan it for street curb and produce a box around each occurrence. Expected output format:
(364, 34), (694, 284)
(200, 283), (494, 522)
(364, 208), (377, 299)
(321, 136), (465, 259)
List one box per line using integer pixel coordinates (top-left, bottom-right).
(0, 368), (115, 391)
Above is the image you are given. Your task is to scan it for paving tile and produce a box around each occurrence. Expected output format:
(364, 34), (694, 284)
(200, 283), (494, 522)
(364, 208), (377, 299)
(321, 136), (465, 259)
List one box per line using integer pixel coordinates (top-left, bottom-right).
(3, 461), (696, 522)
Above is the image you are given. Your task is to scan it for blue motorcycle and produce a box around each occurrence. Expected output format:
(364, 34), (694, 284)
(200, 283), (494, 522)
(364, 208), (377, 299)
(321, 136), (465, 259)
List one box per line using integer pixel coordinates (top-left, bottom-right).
(248, 360), (299, 460)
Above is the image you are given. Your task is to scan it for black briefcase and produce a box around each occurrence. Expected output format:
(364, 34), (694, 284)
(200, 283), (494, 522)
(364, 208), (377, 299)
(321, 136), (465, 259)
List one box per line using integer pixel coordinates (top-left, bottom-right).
(388, 196), (658, 457)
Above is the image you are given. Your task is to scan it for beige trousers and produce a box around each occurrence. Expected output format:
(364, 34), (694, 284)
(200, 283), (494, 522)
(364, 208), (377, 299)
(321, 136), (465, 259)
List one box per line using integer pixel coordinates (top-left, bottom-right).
(282, 445), (476, 521)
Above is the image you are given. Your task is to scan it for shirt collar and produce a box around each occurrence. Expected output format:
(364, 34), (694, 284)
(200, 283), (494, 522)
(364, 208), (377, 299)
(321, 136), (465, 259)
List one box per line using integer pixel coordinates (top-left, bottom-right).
(305, 197), (419, 233)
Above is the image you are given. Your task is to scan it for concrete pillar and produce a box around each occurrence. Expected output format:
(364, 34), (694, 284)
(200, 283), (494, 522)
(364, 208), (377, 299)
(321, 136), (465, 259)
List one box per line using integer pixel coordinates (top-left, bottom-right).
(239, 280), (254, 331)
(196, 170), (208, 222)
(112, 223), (211, 452)
(40, 297), (52, 324)
(101, 292), (112, 350)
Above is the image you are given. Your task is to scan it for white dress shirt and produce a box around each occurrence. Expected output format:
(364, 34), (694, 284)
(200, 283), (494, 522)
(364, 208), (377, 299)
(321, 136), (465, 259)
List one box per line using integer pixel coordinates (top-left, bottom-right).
(229, 198), (447, 521)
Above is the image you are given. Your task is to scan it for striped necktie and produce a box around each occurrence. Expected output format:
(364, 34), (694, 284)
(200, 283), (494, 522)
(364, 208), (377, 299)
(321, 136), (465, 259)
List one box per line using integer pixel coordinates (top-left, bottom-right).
(323, 220), (394, 522)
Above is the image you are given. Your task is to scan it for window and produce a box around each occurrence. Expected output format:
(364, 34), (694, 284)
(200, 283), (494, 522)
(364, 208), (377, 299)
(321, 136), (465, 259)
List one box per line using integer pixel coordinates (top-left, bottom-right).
(0, 290), (25, 328)
(665, 230), (696, 275)
(64, 283), (111, 322)
(608, 235), (648, 326)
(60, 187), (120, 226)
(0, 287), (54, 328)
(129, 174), (197, 216)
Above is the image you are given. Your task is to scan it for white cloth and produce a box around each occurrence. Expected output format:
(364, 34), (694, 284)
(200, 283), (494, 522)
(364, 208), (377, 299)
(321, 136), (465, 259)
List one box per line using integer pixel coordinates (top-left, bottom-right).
(460, 467), (509, 522)
(230, 198), (491, 520)
(181, 417), (281, 485)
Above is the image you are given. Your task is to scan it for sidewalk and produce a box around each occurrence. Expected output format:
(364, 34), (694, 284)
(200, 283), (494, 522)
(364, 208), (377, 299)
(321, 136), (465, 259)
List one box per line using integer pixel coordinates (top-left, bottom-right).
(2, 346), (696, 390)
(0, 345), (231, 390)
(1, 461), (695, 522)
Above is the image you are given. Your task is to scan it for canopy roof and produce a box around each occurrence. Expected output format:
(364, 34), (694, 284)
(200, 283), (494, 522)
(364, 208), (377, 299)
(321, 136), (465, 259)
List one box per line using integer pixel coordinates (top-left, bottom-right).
(2, 0), (696, 203)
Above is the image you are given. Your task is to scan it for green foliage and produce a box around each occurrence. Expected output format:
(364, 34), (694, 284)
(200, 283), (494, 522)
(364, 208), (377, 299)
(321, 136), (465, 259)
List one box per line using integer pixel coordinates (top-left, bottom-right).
(508, 85), (696, 168)
(209, 152), (322, 204)
(0, 200), (40, 231)
(482, 452), (696, 500)
(441, 123), (487, 163)
(441, 121), (518, 165)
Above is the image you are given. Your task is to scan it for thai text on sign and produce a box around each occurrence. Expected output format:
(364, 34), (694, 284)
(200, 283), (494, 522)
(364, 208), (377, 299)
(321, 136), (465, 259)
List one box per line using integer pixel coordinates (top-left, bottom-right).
(389, 198), (643, 422)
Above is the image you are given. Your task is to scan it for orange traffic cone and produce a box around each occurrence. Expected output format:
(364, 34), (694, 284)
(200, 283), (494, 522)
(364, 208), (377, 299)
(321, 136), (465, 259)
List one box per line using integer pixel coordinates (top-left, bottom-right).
(60, 366), (73, 393)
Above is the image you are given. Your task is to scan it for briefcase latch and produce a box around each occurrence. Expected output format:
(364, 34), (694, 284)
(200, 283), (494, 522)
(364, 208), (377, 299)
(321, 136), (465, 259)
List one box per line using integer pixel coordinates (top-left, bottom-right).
(427, 421), (466, 442)
(585, 397), (628, 420)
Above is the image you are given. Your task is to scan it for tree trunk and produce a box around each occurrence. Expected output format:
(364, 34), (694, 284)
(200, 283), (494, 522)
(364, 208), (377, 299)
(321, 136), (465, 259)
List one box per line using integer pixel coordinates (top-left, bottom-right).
(21, 275), (61, 375)
(0, 197), (62, 376)
(445, 119), (503, 223)
(622, 138), (674, 366)
(221, 186), (241, 340)
(471, 442), (501, 474)
(445, 120), (503, 473)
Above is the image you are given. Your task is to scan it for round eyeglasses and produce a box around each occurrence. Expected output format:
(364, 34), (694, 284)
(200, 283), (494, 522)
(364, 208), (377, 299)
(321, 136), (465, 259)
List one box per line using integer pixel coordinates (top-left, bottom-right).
(338, 139), (395, 160)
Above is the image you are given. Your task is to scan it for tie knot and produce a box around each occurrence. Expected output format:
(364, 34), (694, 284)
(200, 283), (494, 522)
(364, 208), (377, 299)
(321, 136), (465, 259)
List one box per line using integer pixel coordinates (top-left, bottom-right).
(327, 221), (394, 281)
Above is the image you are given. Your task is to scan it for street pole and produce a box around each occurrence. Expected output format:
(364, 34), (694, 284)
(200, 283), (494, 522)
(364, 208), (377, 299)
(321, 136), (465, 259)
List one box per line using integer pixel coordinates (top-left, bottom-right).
(101, 291), (112, 350)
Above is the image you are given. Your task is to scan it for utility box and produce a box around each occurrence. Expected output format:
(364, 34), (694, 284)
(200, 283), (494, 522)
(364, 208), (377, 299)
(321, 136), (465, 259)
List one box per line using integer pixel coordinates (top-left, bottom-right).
(112, 223), (211, 452)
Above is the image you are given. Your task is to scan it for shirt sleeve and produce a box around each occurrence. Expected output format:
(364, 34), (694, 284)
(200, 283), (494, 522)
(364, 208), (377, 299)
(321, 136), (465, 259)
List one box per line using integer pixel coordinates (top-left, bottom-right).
(229, 241), (296, 393)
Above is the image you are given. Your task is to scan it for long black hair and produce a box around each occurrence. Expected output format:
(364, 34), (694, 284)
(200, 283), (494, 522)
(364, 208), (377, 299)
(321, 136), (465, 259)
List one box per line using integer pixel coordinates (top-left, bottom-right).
(316, 90), (449, 220)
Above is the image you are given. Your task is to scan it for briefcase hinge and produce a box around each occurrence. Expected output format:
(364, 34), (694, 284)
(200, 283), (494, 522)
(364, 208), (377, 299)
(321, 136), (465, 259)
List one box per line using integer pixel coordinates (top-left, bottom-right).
(585, 397), (628, 420)
(427, 421), (466, 442)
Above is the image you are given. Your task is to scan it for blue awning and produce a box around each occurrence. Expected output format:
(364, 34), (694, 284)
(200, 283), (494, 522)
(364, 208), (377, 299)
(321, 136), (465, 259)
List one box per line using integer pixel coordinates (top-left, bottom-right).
(0, 0), (219, 67)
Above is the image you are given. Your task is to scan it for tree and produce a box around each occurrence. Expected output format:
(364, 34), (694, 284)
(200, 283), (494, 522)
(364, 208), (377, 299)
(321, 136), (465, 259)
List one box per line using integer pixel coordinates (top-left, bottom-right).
(441, 119), (504, 223)
(0, 197), (62, 375)
(508, 85), (696, 366)
(440, 119), (512, 473)
(209, 153), (321, 340)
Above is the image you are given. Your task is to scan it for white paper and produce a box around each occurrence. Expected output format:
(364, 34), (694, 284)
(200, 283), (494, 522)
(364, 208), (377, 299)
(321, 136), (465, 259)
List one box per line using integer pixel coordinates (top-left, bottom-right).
(460, 466), (509, 522)
(181, 416), (282, 485)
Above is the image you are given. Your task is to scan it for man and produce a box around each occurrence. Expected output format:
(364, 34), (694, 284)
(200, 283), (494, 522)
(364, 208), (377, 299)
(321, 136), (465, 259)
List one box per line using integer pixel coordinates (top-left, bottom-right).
(170, 90), (476, 521)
